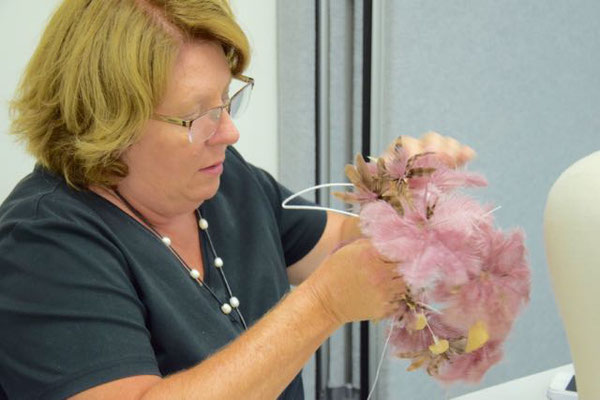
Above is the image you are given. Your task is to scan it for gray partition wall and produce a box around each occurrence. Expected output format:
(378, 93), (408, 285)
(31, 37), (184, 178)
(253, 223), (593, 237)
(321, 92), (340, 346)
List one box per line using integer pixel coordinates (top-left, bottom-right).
(278, 1), (365, 398)
(278, 1), (600, 399)
(373, 1), (599, 398)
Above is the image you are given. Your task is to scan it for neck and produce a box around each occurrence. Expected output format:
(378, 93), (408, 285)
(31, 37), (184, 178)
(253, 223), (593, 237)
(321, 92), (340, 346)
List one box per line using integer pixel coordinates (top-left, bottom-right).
(90, 185), (200, 233)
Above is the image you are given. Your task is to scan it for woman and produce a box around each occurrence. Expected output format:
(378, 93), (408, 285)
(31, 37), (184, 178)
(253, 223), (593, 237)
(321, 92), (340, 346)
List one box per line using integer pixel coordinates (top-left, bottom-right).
(0, 1), (473, 399)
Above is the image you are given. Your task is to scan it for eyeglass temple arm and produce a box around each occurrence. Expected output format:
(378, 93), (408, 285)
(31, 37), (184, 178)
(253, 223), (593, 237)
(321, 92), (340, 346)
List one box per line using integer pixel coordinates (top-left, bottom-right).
(152, 114), (192, 128)
(236, 75), (254, 85)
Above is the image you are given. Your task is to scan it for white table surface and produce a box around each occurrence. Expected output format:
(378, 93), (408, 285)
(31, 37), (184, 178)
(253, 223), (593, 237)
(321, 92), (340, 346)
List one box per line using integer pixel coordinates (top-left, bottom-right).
(451, 364), (574, 400)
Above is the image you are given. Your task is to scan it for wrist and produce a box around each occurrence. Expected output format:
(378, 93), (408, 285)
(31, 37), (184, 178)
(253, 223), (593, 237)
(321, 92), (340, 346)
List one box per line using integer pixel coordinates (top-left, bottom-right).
(296, 276), (344, 330)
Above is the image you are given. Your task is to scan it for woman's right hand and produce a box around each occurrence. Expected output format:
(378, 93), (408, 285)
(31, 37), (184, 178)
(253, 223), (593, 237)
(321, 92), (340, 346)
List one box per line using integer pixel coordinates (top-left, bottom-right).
(305, 238), (406, 325)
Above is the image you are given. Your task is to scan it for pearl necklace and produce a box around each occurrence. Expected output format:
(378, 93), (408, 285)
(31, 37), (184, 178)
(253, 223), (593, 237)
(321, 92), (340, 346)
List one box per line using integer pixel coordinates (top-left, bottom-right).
(114, 190), (247, 330)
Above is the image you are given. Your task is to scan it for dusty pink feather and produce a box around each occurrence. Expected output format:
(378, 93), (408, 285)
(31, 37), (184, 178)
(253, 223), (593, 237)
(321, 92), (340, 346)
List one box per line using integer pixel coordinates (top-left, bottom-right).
(339, 137), (530, 385)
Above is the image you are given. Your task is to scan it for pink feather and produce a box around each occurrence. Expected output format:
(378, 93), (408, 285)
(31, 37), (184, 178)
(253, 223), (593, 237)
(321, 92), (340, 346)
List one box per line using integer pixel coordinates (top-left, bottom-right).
(339, 139), (531, 385)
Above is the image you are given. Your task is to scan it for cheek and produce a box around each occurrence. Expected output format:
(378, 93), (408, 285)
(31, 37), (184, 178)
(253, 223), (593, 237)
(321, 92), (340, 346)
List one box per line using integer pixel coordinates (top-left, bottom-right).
(125, 123), (197, 182)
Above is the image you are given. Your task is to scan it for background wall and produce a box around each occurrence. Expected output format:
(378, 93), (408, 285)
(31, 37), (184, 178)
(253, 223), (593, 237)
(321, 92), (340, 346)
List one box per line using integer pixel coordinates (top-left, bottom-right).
(0, 0), (278, 202)
(375, 1), (600, 398)
(0, 1), (55, 201)
(230, 0), (279, 176)
(277, 1), (600, 399)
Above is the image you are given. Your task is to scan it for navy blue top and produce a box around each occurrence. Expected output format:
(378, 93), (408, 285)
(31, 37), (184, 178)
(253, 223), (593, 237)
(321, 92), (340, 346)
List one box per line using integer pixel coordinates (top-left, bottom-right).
(0, 147), (326, 400)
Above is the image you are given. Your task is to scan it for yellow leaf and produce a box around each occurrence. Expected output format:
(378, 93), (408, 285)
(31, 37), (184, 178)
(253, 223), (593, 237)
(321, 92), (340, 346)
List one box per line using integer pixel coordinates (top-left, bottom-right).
(429, 339), (449, 355)
(465, 321), (489, 353)
(407, 355), (427, 371)
(413, 313), (427, 330)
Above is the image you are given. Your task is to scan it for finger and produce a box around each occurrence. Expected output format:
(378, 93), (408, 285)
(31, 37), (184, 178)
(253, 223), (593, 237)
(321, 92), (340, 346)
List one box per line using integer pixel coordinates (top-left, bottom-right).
(386, 274), (407, 292)
(424, 134), (457, 156)
(444, 137), (461, 158)
(433, 152), (455, 168)
(456, 145), (476, 166)
(401, 136), (423, 157)
(384, 301), (405, 318)
(422, 131), (443, 150)
(393, 280), (407, 295)
(378, 255), (399, 265)
(436, 137), (461, 167)
(422, 131), (442, 143)
(365, 244), (398, 265)
(391, 292), (405, 303)
(421, 133), (456, 166)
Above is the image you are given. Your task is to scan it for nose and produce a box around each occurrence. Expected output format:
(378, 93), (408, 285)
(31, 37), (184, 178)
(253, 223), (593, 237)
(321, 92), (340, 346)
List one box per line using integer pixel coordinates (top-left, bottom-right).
(208, 109), (240, 146)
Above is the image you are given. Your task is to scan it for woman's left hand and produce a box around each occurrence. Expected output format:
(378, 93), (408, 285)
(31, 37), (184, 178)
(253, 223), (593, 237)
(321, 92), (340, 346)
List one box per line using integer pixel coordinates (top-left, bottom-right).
(399, 131), (476, 168)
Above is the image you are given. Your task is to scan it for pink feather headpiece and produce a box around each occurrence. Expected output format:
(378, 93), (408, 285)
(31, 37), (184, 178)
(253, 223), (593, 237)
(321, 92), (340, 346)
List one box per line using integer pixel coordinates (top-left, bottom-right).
(335, 137), (530, 384)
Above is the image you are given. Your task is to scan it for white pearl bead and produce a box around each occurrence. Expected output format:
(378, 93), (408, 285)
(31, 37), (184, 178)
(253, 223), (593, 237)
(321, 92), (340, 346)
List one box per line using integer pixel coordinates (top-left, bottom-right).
(221, 303), (232, 315)
(161, 236), (171, 246)
(229, 296), (240, 308)
(214, 257), (224, 268)
(198, 219), (209, 230)
(189, 269), (200, 279)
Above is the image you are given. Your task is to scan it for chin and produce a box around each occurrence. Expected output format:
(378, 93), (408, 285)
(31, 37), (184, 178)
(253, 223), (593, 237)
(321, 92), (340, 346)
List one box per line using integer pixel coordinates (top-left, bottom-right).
(193, 177), (222, 203)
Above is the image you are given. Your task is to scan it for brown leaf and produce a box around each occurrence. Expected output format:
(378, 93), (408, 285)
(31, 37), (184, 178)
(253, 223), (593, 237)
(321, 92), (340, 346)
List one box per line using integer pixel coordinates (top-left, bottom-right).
(426, 354), (446, 376)
(332, 191), (359, 203)
(381, 186), (400, 198)
(377, 157), (387, 176)
(390, 199), (405, 216)
(355, 154), (374, 187)
(450, 337), (467, 354)
(396, 350), (425, 359)
(392, 137), (404, 152)
(407, 167), (436, 179)
(345, 164), (362, 186)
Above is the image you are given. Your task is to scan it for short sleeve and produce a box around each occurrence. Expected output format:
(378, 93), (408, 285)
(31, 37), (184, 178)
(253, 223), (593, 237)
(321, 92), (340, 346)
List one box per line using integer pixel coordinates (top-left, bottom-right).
(228, 148), (327, 266)
(0, 202), (160, 400)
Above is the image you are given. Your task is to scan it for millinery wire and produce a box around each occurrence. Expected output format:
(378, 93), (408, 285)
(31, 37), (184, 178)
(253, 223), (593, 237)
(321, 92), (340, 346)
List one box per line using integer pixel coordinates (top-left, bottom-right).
(281, 183), (358, 217)
(366, 322), (396, 400)
(283, 182), (391, 397)
(284, 181), (506, 399)
(283, 184), (505, 398)
(283, 183), (501, 220)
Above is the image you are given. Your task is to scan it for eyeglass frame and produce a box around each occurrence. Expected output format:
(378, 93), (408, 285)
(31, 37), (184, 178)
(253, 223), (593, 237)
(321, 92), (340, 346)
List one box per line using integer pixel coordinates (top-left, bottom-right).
(151, 74), (254, 141)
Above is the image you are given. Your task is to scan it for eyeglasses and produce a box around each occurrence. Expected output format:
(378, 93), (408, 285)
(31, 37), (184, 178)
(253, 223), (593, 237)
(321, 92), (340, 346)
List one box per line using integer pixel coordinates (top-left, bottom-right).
(152, 75), (254, 143)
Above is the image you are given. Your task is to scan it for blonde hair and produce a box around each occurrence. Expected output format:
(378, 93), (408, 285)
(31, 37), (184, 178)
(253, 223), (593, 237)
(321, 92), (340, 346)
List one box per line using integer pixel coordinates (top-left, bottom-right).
(10, 0), (250, 188)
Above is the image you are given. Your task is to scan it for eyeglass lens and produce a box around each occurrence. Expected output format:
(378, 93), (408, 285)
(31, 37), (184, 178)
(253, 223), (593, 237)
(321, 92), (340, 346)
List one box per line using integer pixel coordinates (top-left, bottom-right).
(188, 81), (252, 143)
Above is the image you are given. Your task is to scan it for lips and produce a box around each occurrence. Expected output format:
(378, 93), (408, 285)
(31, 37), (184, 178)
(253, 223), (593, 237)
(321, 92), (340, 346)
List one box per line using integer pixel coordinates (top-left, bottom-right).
(201, 161), (223, 170)
(199, 160), (225, 174)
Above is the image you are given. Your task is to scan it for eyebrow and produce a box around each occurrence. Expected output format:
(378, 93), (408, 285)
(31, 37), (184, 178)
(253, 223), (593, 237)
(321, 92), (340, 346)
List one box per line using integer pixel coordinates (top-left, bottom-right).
(180, 78), (232, 119)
